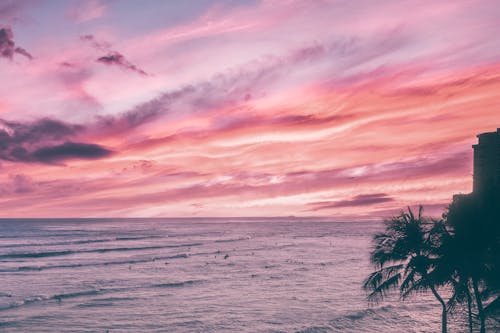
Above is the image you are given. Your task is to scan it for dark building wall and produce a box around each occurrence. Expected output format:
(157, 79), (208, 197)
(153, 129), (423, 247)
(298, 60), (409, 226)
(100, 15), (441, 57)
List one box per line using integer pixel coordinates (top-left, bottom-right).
(472, 128), (500, 193)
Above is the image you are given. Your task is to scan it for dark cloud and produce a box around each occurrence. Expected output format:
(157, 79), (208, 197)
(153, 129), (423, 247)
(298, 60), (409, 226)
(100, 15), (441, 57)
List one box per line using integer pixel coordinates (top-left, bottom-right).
(32, 142), (112, 163)
(13, 46), (32, 59)
(0, 118), (111, 163)
(0, 26), (32, 60)
(80, 34), (110, 51)
(0, 118), (79, 144)
(97, 52), (148, 76)
(0, 26), (15, 59)
(309, 193), (395, 210)
(80, 34), (147, 76)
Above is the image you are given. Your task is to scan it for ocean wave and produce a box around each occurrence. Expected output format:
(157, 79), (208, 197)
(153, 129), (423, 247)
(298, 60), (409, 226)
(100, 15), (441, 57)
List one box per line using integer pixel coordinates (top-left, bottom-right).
(91, 243), (202, 253)
(292, 233), (331, 239)
(0, 235), (164, 249)
(0, 253), (191, 272)
(347, 305), (394, 320)
(1, 295), (50, 311)
(0, 250), (74, 259)
(0, 243), (202, 260)
(1, 291), (117, 312)
(152, 279), (205, 288)
(327, 304), (396, 326)
(1, 279), (205, 312)
(53, 290), (102, 300)
(292, 306), (398, 333)
(90, 296), (138, 302)
(115, 235), (162, 241)
(0, 233), (101, 239)
(0, 238), (111, 249)
(76, 301), (114, 308)
(214, 236), (251, 243)
(294, 325), (332, 333)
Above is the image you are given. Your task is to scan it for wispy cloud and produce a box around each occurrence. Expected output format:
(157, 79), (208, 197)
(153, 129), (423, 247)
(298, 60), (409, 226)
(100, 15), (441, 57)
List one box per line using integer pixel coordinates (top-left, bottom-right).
(308, 193), (395, 211)
(97, 52), (148, 76)
(80, 34), (110, 51)
(81, 34), (148, 76)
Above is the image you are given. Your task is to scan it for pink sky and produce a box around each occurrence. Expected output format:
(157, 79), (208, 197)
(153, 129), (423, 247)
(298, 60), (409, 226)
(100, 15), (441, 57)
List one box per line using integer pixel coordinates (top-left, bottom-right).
(0, 0), (499, 219)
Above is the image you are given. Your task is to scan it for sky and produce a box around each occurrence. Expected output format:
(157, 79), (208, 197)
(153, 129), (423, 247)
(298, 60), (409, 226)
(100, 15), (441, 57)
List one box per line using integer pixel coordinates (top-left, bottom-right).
(0, 0), (499, 219)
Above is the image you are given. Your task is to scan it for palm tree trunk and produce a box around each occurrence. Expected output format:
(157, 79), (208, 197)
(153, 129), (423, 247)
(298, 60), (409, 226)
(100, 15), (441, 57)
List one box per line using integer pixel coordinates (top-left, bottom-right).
(430, 285), (447, 333)
(466, 285), (473, 333)
(472, 279), (486, 333)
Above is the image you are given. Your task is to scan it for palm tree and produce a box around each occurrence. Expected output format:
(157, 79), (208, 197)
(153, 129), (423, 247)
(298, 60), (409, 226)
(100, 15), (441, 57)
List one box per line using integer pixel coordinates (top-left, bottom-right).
(429, 190), (500, 333)
(448, 279), (474, 333)
(445, 194), (491, 333)
(363, 206), (449, 333)
(431, 219), (474, 333)
(479, 189), (500, 326)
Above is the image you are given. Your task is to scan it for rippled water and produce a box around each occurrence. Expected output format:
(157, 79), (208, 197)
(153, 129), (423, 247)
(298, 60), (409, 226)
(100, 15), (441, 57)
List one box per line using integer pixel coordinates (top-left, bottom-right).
(0, 218), (496, 332)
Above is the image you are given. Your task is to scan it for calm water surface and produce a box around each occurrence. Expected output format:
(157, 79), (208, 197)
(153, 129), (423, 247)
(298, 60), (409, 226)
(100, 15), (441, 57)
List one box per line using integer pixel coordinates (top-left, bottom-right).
(0, 218), (497, 332)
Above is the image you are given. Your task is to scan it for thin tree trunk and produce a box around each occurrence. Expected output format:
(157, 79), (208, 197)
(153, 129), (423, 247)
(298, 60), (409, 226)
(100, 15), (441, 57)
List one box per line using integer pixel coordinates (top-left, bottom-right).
(472, 279), (486, 333)
(466, 284), (473, 333)
(430, 285), (447, 333)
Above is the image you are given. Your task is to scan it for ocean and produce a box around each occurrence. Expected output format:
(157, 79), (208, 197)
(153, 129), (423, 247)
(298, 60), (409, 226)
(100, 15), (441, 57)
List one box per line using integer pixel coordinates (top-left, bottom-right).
(0, 218), (495, 332)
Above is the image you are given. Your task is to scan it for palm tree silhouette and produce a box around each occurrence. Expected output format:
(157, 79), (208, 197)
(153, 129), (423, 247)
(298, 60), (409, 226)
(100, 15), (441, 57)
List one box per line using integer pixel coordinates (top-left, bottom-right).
(363, 206), (449, 333)
(430, 217), (475, 333)
(444, 190), (500, 333)
(478, 189), (500, 327)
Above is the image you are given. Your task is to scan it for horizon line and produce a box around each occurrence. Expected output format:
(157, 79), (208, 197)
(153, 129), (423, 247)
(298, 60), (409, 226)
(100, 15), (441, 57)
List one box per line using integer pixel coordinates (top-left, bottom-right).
(0, 216), (383, 222)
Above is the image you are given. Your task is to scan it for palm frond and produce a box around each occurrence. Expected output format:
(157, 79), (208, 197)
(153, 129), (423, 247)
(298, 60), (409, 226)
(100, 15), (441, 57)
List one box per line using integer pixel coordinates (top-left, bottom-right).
(447, 278), (471, 313)
(363, 264), (404, 303)
(418, 205), (423, 221)
(401, 276), (428, 299)
(400, 266), (418, 295)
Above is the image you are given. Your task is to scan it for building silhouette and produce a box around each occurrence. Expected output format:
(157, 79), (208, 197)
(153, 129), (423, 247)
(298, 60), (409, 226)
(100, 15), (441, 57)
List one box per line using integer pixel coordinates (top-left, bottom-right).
(472, 128), (500, 194)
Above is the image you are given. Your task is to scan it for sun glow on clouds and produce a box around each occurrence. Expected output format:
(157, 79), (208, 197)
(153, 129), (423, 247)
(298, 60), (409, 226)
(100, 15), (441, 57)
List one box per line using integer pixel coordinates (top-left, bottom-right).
(0, 0), (499, 218)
